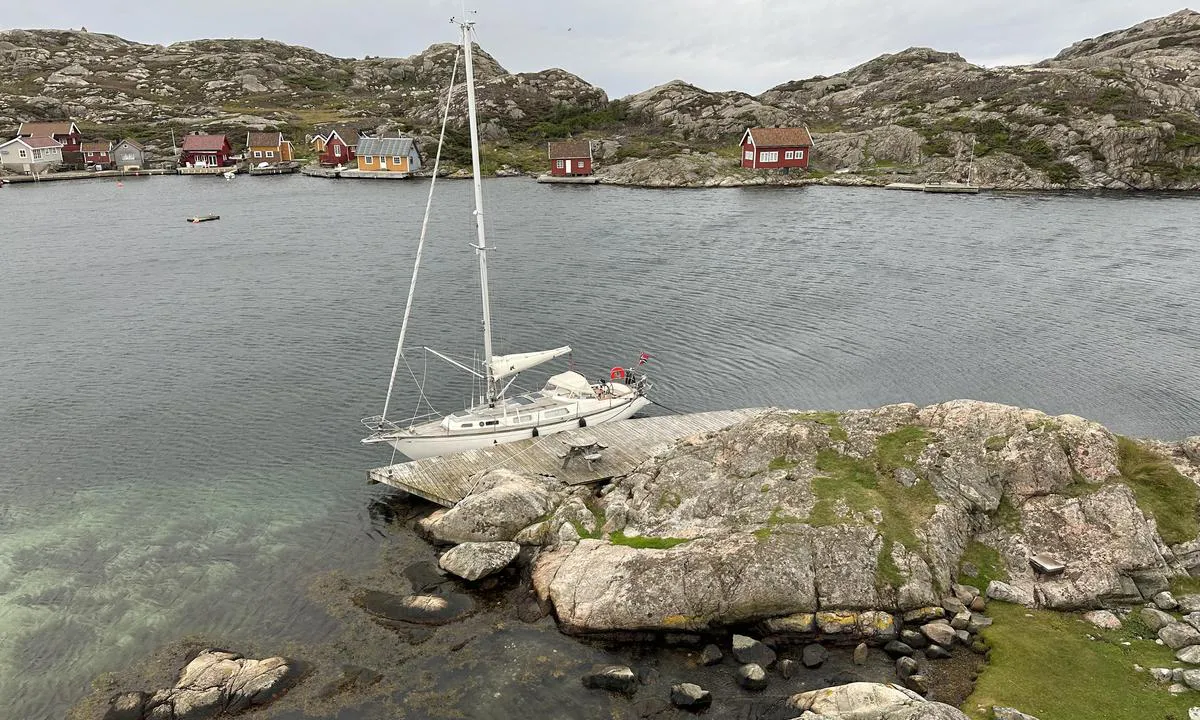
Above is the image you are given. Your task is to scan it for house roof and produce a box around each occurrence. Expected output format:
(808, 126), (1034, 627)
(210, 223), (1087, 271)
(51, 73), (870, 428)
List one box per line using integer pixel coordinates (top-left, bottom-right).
(357, 137), (416, 157)
(115, 138), (145, 151)
(82, 141), (111, 152)
(247, 131), (283, 147)
(5, 136), (64, 149)
(548, 140), (592, 160)
(18, 121), (78, 137)
(743, 127), (813, 148)
(181, 134), (228, 151)
(326, 126), (363, 146)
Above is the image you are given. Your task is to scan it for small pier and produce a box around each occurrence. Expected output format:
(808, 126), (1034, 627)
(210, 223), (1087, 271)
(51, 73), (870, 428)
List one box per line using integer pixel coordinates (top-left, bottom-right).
(179, 166), (231, 176)
(368, 408), (766, 507)
(536, 174), (599, 184)
(247, 162), (300, 176)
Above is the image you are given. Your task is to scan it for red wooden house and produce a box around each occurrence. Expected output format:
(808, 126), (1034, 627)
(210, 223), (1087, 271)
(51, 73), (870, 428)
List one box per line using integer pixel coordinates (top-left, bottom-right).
(740, 127), (813, 171)
(547, 140), (593, 176)
(82, 141), (113, 169)
(180, 133), (234, 167)
(19, 120), (82, 152)
(319, 127), (364, 167)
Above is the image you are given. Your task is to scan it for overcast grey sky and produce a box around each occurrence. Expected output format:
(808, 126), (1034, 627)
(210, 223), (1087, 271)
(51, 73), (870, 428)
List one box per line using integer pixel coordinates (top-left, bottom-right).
(1, 1), (1188, 96)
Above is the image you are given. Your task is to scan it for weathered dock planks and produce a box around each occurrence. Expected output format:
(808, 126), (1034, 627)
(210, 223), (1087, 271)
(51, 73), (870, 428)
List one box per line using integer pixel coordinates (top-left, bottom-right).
(368, 408), (767, 507)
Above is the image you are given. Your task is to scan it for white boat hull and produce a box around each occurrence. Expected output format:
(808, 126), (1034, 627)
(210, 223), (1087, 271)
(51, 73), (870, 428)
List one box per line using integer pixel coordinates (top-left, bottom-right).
(379, 396), (650, 460)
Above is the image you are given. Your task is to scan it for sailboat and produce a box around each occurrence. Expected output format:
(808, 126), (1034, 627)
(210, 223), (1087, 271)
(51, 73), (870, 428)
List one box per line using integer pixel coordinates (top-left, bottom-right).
(361, 16), (651, 461)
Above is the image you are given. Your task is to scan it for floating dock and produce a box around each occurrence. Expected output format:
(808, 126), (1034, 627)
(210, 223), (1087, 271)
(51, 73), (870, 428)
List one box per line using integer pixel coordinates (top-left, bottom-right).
(247, 162), (300, 176)
(536, 174), (600, 184)
(368, 408), (766, 507)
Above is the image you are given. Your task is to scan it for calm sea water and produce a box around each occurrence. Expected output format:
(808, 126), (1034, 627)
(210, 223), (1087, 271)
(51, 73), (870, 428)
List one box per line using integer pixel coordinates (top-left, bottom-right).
(2, 175), (1199, 717)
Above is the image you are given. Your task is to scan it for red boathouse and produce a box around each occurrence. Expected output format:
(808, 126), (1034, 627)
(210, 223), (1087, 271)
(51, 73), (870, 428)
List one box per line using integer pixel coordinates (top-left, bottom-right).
(547, 140), (593, 176)
(740, 127), (813, 171)
(180, 133), (233, 167)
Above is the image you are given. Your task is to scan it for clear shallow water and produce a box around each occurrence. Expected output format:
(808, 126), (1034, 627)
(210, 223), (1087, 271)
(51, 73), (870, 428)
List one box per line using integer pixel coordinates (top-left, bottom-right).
(1, 175), (1199, 717)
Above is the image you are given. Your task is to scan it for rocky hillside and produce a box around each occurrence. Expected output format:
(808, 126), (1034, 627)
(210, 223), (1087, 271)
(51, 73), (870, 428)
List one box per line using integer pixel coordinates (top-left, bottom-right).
(3, 10), (1200, 188)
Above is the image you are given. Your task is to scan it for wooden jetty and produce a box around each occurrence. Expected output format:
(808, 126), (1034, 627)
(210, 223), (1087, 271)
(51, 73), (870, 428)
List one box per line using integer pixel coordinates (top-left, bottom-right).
(536, 174), (599, 184)
(247, 161), (300, 176)
(178, 166), (231, 176)
(368, 408), (766, 507)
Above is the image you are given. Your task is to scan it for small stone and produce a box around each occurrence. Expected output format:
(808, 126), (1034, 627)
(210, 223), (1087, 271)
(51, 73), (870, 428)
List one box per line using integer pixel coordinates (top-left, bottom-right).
(953, 583), (981, 604)
(920, 621), (956, 647)
(1151, 667), (1175, 683)
(895, 656), (919, 680)
(1155, 591), (1180, 611)
(103, 692), (147, 720)
(1177, 646), (1200, 664)
(925, 644), (952, 660)
(942, 596), (968, 615)
(737, 663), (768, 691)
(900, 629), (928, 648)
(638, 667), (660, 686)
(777, 659), (797, 679)
(802, 643), (828, 668)
(670, 683), (712, 710)
(731, 634), (776, 668)
(992, 708), (1041, 720)
(884, 641), (915, 658)
(1184, 612), (1200, 633)
(853, 642), (869, 665)
(1184, 669), (1200, 691)
(581, 665), (637, 695)
(1083, 610), (1122, 630)
(903, 674), (929, 695)
(699, 644), (722, 666)
(967, 613), (993, 634)
(951, 609), (972, 630)
(903, 606), (946, 624)
(970, 595), (988, 612)
(1160, 622), (1200, 650)
(1189, 707), (1200, 720)
(1179, 594), (1200, 614)
(438, 541), (520, 581)
(1169, 683), (1190, 695)
(987, 581), (1034, 605)
(1176, 669), (1188, 682)
(955, 629), (972, 645)
(1141, 607), (1175, 632)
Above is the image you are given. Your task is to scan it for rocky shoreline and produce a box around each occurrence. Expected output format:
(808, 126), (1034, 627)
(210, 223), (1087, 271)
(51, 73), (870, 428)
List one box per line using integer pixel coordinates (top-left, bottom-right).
(76, 400), (1200, 719)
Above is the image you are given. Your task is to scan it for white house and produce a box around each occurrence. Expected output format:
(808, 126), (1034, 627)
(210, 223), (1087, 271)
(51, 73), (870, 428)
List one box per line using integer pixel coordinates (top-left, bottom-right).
(0, 136), (64, 174)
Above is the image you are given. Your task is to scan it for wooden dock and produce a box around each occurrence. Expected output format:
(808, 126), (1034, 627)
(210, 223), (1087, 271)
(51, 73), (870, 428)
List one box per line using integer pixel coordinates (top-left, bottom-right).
(368, 408), (766, 507)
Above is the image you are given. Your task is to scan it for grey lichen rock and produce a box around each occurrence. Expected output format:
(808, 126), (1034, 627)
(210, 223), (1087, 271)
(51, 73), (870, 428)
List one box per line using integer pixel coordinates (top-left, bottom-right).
(920, 622), (956, 647)
(419, 470), (558, 544)
(437, 541), (520, 581)
(731, 634), (777, 668)
(670, 683), (712, 710)
(1155, 591), (1181, 610)
(1142, 607), (1175, 632)
(699, 643), (723, 666)
(135, 649), (301, 720)
(986, 581), (1035, 606)
(580, 665), (637, 695)
(1160, 622), (1200, 650)
(789, 682), (969, 719)
(1177, 645), (1200, 664)
(993, 708), (1042, 720)
(1082, 609), (1122, 630)
(853, 642), (869, 665)
(737, 663), (768, 690)
(802, 643), (829, 668)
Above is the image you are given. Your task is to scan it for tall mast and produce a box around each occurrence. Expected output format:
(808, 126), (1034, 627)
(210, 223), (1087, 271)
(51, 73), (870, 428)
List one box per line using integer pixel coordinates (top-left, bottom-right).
(459, 18), (496, 403)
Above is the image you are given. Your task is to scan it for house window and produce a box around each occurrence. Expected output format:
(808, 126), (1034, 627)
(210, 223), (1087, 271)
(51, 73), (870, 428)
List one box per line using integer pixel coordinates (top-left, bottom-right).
(334, 145), (342, 156)
(392, 156), (401, 164)
(556, 160), (564, 168)
(19, 149), (27, 158)
(744, 150), (753, 160)
(265, 151), (274, 158)
(785, 150), (794, 160)
(796, 150), (805, 160)
(760, 151), (778, 162)
(253, 151), (262, 158)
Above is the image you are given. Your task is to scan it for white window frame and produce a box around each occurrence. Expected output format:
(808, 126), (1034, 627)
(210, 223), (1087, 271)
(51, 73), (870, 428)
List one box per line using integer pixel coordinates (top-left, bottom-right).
(759, 150), (778, 162)
(796, 150), (805, 160)
(334, 145), (342, 156)
(253, 150), (263, 158)
(744, 150), (753, 160)
(556, 159), (564, 169)
(19, 149), (27, 158)
(392, 156), (401, 164)
(784, 150), (794, 160)
(265, 150), (274, 158)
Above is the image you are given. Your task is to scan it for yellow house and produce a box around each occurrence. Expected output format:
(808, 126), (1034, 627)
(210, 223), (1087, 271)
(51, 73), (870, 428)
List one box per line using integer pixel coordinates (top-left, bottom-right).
(245, 131), (294, 163)
(356, 137), (421, 173)
(310, 133), (328, 154)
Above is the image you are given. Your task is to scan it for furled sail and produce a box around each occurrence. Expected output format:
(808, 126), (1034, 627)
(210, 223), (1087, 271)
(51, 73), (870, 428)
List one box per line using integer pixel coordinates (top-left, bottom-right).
(488, 346), (571, 381)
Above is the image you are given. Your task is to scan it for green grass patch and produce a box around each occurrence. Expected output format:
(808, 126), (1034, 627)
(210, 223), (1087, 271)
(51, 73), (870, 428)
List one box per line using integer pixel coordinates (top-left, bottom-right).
(1117, 436), (1199, 546)
(769, 456), (799, 472)
(609, 531), (690, 550)
(966, 603), (1193, 720)
(790, 411), (849, 443)
(1170, 575), (1200, 596)
(877, 538), (906, 588)
(753, 506), (806, 542)
(569, 502), (607, 540)
(875, 426), (935, 475)
(957, 540), (1008, 589)
(985, 434), (1010, 452)
(1024, 417), (1061, 433)
(808, 448), (939, 550)
(993, 496), (1022, 531)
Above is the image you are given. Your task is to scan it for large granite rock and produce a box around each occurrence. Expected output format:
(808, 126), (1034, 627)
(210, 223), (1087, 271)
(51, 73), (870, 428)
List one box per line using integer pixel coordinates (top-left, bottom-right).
(102, 649), (302, 720)
(788, 681), (970, 719)
(438, 541), (520, 581)
(419, 469), (559, 544)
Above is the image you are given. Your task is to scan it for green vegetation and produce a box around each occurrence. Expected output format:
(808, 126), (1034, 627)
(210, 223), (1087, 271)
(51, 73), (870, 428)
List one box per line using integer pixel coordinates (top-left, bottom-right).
(569, 502), (607, 540)
(984, 434), (1010, 452)
(993, 495), (1022, 531)
(966, 603), (1194, 720)
(608, 531), (690, 550)
(790, 411), (849, 443)
(768, 456), (799, 472)
(876, 538), (906, 588)
(808, 445), (940, 553)
(875, 426), (935, 475)
(524, 100), (648, 140)
(1116, 436), (1199, 546)
(918, 117), (1082, 183)
(1024, 417), (1061, 433)
(1171, 575), (1200, 596)
(957, 540), (1008, 589)
(753, 506), (806, 542)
